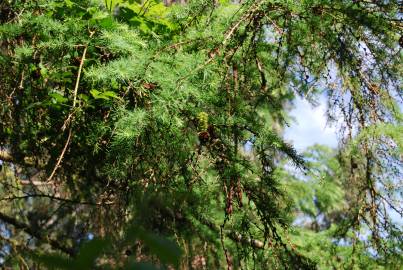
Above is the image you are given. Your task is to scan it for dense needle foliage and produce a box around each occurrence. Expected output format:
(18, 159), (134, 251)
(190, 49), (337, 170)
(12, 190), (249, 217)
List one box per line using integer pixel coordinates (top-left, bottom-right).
(0, 0), (401, 269)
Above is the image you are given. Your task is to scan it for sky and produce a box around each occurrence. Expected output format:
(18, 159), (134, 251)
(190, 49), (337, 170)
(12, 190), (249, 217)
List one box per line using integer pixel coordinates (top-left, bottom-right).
(284, 96), (338, 151)
(284, 96), (403, 225)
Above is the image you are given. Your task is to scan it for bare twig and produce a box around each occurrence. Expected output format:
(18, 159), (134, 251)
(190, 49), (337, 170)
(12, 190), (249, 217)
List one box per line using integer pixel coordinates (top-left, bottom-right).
(47, 30), (95, 183)
(62, 30), (96, 131)
(46, 128), (72, 183)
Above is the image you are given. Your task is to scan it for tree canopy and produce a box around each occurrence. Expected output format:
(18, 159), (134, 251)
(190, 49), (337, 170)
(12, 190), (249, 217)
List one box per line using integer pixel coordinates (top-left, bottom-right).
(0, 0), (402, 269)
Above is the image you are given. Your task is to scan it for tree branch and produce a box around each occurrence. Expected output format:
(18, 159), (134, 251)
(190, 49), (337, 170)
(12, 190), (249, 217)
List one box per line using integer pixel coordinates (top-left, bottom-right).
(0, 211), (75, 256)
(1, 193), (115, 206)
(195, 214), (264, 249)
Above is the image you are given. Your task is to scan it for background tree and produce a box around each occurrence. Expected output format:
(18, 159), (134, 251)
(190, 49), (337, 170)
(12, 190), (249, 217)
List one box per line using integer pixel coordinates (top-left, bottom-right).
(0, 0), (401, 269)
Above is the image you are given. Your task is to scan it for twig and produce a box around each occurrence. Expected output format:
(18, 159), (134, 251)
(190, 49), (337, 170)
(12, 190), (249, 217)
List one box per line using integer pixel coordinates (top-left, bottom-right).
(47, 31), (95, 183)
(62, 30), (96, 131)
(18, 179), (53, 186)
(265, 15), (283, 34)
(1, 193), (115, 206)
(222, 0), (264, 46)
(176, 0), (265, 85)
(139, 0), (151, 16)
(220, 224), (232, 270)
(46, 128), (72, 182)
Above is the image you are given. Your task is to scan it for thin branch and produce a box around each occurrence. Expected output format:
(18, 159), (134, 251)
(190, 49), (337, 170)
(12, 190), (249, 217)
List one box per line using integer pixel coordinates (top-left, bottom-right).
(62, 30), (96, 130)
(220, 224), (232, 270)
(19, 179), (53, 186)
(46, 128), (72, 183)
(196, 214), (264, 249)
(1, 193), (115, 206)
(47, 30), (95, 183)
(0, 211), (75, 256)
(176, 0), (267, 84)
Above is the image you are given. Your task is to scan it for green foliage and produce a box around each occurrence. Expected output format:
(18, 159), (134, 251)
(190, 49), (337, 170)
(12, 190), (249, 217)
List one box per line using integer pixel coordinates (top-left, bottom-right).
(0, 0), (401, 269)
(282, 144), (402, 269)
(34, 226), (181, 269)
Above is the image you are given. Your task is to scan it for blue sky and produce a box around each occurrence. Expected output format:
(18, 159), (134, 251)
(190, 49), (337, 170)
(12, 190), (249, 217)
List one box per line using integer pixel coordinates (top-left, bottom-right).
(284, 96), (338, 151)
(285, 97), (402, 226)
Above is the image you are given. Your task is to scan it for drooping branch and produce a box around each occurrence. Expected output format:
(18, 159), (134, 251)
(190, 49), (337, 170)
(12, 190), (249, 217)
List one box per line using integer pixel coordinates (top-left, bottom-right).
(195, 214), (264, 249)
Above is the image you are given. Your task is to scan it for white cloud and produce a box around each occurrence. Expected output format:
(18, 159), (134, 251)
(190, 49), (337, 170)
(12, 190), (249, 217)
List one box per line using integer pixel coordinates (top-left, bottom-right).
(284, 96), (337, 151)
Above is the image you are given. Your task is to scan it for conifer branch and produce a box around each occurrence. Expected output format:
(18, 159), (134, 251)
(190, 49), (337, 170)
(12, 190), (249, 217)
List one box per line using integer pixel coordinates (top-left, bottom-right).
(196, 214), (265, 249)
